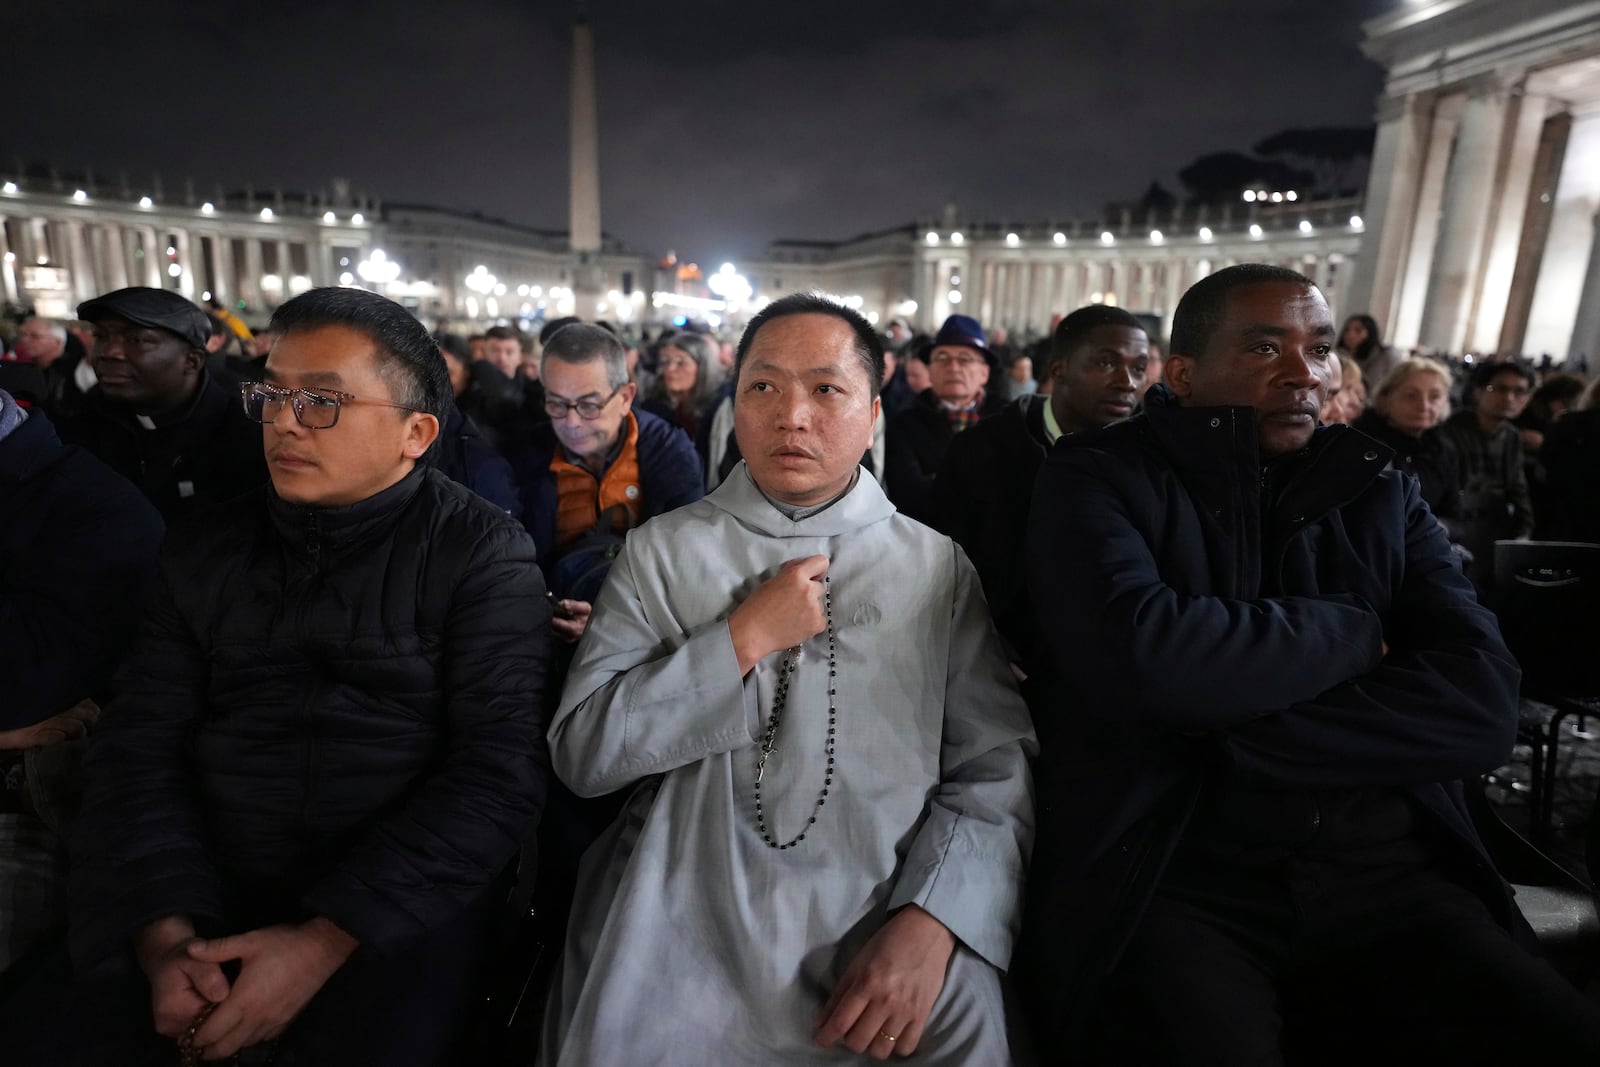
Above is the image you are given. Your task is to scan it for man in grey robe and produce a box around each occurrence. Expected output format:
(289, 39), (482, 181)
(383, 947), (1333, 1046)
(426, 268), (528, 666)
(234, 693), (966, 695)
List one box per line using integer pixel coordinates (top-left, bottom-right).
(542, 292), (1036, 1065)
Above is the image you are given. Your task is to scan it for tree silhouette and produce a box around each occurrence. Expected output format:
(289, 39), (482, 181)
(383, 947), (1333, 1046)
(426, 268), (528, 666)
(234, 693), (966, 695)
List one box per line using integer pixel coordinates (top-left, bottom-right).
(1254, 126), (1376, 197)
(1178, 152), (1314, 203)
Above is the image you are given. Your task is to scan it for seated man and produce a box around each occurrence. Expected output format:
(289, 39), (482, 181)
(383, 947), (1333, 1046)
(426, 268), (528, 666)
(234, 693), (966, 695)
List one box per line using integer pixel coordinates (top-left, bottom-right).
(541, 293), (1035, 1065)
(932, 305), (1148, 676)
(884, 314), (1009, 524)
(1020, 264), (1600, 1061)
(56, 287), (267, 520)
(32, 287), (551, 1067)
(510, 322), (703, 642)
(1436, 360), (1537, 583)
(0, 386), (164, 977)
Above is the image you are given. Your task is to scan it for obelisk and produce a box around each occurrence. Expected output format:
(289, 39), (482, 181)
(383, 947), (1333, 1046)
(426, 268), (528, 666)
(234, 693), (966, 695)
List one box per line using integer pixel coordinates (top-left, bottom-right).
(569, 12), (603, 313)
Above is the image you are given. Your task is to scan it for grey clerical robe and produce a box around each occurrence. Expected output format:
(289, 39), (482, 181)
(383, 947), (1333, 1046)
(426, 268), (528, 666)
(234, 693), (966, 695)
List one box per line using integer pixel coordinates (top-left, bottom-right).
(541, 465), (1036, 1066)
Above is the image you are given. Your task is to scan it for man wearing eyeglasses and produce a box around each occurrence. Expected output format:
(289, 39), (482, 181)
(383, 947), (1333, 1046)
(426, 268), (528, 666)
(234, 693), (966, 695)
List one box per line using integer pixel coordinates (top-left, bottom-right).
(1437, 361), (1537, 585)
(883, 314), (1008, 524)
(55, 287), (267, 520)
(510, 322), (703, 643)
(43, 287), (551, 1066)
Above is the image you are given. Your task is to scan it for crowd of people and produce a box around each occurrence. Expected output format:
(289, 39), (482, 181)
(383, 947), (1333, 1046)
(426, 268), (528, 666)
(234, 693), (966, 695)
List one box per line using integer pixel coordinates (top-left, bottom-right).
(1, 268), (1598, 1064)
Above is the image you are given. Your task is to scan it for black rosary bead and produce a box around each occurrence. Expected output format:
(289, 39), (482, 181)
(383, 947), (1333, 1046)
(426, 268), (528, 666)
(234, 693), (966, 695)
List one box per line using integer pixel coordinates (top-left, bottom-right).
(754, 580), (838, 850)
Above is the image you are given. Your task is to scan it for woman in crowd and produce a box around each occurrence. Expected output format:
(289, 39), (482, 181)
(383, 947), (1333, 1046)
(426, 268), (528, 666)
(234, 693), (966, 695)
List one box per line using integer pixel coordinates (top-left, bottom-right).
(1339, 312), (1402, 388)
(639, 330), (722, 457)
(1320, 354), (1366, 424)
(1353, 357), (1463, 538)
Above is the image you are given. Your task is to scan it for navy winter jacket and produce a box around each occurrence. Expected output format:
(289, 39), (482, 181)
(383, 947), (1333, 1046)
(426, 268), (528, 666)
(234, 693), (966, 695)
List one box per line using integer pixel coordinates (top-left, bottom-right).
(433, 403), (521, 514)
(511, 406), (704, 572)
(1018, 385), (1524, 1044)
(0, 408), (164, 729)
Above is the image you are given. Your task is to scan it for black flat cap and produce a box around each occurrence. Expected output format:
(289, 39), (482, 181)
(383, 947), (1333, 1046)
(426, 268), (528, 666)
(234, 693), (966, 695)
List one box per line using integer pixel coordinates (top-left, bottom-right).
(77, 287), (210, 350)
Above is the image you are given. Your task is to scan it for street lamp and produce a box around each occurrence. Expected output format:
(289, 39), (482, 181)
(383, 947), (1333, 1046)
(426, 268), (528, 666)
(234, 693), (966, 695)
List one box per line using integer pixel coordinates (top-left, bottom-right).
(357, 249), (402, 285)
(708, 262), (753, 307)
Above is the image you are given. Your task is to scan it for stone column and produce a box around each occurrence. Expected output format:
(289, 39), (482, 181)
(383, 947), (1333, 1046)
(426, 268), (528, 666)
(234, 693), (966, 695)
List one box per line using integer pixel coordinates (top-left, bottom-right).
(1391, 92), (1466, 351)
(1526, 110), (1600, 358)
(1161, 258), (1185, 321)
(979, 259), (998, 327)
(63, 221), (95, 305)
(1343, 92), (1432, 341)
(141, 226), (164, 288)
(242, 238), (265, 310)
(1001, 261), (1018, 330)
(0, 215), (15, 304)
(1465, 88), (1551, 352)
(172, 228), (196, 299)
(213, 233), (235, 305)
(101, 223), (129, 290)
(1498, 112), (1570, 354)
(117, 227), (137, 288)
(1567, 205), (1600, 365)
(1419, 77), (1528, 353)
(29, 218), (50, 266)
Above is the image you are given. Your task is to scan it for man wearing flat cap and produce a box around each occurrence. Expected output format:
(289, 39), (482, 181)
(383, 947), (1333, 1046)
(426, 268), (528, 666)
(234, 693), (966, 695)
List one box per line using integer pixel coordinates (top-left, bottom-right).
(55, 287), (267, 520)
(884, 313), (1008, 524)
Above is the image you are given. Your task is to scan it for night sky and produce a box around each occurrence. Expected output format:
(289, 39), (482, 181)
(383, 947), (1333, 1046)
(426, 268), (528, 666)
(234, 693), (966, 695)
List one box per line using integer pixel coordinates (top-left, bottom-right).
(8, 0), (1394, 263)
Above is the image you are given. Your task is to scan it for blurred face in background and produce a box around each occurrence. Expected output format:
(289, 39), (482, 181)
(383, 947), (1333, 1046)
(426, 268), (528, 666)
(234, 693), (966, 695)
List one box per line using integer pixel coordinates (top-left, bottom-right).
(659, 344), (700, 400)
(1340, 316), (1369, 351)
(484, 335), (522, 378)
(905, 356), (932, 393)
(1383, 369), (1450, 436)
(1320, 354), (1345, 423)
(1477, 369), (1531, 425)
(928, 344), (989, 406)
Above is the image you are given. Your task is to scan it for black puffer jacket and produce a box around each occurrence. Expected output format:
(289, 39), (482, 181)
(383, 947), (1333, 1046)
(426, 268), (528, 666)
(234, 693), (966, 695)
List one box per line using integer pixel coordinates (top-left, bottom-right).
(69, 466), (552, 963)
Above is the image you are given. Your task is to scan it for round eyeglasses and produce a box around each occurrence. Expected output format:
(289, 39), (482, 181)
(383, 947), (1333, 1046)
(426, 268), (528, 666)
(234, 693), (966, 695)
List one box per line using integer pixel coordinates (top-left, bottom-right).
(241, 381), (416, 430)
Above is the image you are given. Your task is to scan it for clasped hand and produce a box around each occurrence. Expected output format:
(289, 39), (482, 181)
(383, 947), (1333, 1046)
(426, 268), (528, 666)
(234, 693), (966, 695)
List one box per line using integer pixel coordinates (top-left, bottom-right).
(728, 555), (829, 676)
(0, 698), (99, 751)
(139, 916), (357, 1060)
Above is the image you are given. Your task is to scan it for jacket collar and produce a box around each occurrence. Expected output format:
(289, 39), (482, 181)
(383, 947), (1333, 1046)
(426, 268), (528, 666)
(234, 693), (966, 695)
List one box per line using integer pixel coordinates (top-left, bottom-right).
(1139, 384), (1393, 520)
(1021, 394), (1053, 447)
(267, 464), (427, 560)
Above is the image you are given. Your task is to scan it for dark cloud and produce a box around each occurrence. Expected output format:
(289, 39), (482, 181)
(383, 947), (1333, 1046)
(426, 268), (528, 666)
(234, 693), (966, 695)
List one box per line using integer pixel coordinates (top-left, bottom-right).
(4, 0), (1393, 262)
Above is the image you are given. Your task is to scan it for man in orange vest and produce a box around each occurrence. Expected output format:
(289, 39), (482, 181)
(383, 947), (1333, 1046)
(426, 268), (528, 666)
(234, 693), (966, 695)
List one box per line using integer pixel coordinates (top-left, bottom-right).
(511, 323), (703, 642)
